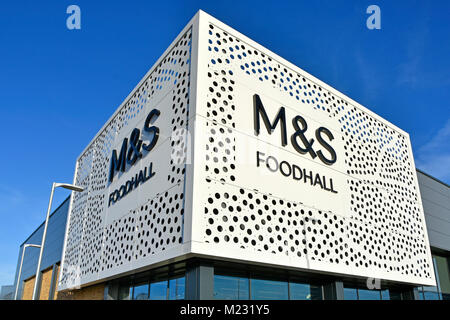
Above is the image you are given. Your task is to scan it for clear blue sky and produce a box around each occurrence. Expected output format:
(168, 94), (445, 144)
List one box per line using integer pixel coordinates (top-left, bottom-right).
(0, 0), (449, 286)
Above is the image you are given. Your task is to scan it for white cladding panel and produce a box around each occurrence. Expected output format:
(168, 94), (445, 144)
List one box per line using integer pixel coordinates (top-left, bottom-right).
(60, 11), (436, 290)
(59, 25), (193, 290)
(190, 12), (435, 286)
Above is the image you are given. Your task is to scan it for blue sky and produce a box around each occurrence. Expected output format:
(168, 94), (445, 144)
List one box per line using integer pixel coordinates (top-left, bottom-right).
(0, 0), (449, 286)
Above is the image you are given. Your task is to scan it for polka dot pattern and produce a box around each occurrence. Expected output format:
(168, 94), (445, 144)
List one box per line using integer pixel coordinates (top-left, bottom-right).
(200, 23), (432, 282)
(60, 29), (192, 288)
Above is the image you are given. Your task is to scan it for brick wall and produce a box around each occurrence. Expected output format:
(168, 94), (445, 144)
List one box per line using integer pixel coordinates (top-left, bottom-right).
(38, 267), (53, 300)
(21, 265), (105, 300)
(21, 267), (54, 300)
(21, 276), (35, 300)
(55, 263), (105, 300)
(57, 283), (105, 300)
(53, 265), (60, 300)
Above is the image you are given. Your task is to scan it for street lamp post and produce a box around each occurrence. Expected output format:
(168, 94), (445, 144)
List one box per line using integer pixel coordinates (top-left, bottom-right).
(31, 182), (84, 300)
(14, 243), (41, 300)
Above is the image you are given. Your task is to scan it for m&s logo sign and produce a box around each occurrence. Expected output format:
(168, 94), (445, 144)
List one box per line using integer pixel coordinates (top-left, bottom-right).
(108, 109), (161, 206)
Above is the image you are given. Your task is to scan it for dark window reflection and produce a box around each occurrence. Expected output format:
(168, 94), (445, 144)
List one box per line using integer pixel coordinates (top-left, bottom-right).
(118, 285), (131, 300)
(168, 277), (185, 300)
(214, 274), (322, 300)
(250, 279), (289, 300)
(150, 280), (168, 300)
(417, 290), (424, 300)
(117, 272), (185, 300)
(358, 289), (381, 300)
(343, 287), (358, 300)
(290, 282), (322, 300)
(425, 254), (450, 300)
(133, 283), (149, 300)
(423, 290), (441, 300)
(214, 275), (249, 299)
(344, 287), (388, 300)
(380, 290), (390, 300)
(389, 291), (403, 300)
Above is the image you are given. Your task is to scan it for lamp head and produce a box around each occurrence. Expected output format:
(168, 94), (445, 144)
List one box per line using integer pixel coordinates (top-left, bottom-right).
(54, 183), (84, 192)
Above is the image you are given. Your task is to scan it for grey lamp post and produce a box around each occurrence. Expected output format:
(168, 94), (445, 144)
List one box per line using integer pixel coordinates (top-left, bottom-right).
(31, 183), (84, 300)
(14, 243), (41, 300)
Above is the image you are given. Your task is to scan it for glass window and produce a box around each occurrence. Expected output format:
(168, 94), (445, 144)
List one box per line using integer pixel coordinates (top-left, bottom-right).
(169, 277), (185, 300)
(358, 289), (381, 300)
(250, 279), (288, 300)
(343, 287), (358, 300)
(133, 283), (149, 300)
(150, 280), (168, 300)
(213, 274), (325, 300)
(214, 275), (249, 300)
(118, 284), (131, 300)
(289, 282), (322, 300)
(420, 256), (443, 300)
(289, 282), (309, 300)
(434, 255), (450, 296)
(416, 288), (425, 300)
(389, 291), (403, 300)
(344, 286), (388, 300)
(310, 284), (323, 300)
(423, 290), (441, 300)
(380, 289), (390, 300)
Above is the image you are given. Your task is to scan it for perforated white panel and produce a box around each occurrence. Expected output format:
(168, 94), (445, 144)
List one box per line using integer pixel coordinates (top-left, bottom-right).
(60, 11), (435, 290)
(59, 25), (193, 290)
(189, 12), (435, 286)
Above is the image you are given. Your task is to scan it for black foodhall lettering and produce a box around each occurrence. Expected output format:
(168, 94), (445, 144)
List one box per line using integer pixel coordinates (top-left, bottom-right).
(108, 163), (156, 206)
(256, 151), (338, 193)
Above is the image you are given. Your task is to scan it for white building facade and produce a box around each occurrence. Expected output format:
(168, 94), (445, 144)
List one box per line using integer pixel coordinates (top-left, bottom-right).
(58, 11), (438, 299)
